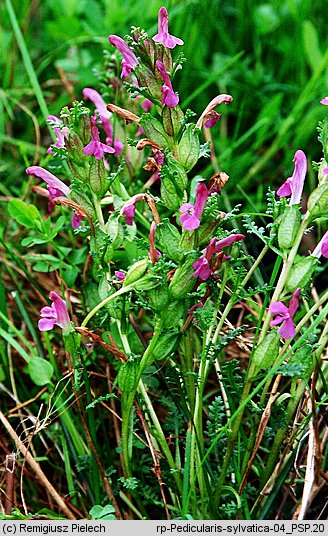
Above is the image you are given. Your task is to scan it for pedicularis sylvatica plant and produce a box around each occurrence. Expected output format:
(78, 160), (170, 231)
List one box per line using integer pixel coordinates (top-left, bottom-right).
(9, 6), (328, 520)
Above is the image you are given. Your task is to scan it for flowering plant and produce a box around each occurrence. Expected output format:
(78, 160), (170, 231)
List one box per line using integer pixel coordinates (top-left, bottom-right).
(5, 5), (328, 522)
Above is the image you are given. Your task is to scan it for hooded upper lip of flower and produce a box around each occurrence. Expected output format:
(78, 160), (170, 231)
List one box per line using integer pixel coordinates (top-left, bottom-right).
(108, 35), (139, 78)
(82, 88), (111, 119)
(26, 166), (70, 198)
(179, 182), (209, 231)
(276, 150), (307, 205)
(269, 288), (301, 339)
(38, 291), (71, 333)
(152, 6), (184, 49)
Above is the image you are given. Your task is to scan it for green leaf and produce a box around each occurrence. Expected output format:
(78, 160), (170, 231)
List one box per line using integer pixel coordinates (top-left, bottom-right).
(21, 237), (50, 247)
(27, 358), (53, 386)
(89, 504), (116, 520)
(303, 21), (322, 73)
(8, 199), (41, 228)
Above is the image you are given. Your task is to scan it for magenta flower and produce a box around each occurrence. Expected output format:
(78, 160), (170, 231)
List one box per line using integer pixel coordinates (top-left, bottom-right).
(141, 99), (153, 112)
(38, 291), (72, 333)
(72, 213), (84, 229)
(114, 270), (126, 281)
(153, 6), (184, 49)
(192, 234), (245, 281)
(196, 94), (233, 129)
(276, 150), (307, 205)
(180, 183), (209, 231)
(312, 231), (328, 259)
(269, 288), (301, 339)
(156, 60), (179, 108)
(120, 194), (146, 226)
(320, 97), (328, 105)
(108, 35), (139, 78)
(46, 116), (69, 155)
(26, 166), (84, 229)
(82, 88), (123, 156)
(26, 166), (70, 199)
(122, 204), (135, 226)
(204, 111), (222, 128)
(83, 116), (115, 160)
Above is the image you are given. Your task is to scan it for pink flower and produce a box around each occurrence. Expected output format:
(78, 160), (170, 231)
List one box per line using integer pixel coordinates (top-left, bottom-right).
(156, 60), (179, 108)
(114, 271), (126, 281)
(269, 288), (301, 339)
(192, 234), (245, 281)
(38, 291), (72, 333)
(72, 213), (84, 229)
(82, 88), (124, 156)
(46, 116), (69, 155)
(122, 204), (135, 226)
(83, 117), (115, 160)
(26, 166), (70, 199)
(320, 97), (328, 105)
(120, 194), (146, 226)
(312, 231), (328, 259)
(180, 183), (209, 230)
(153, 6), (184, 49)
(141, 99), (153, 112)
(26, 166), (83, 229)
(204, 111), (222, 128)
(276, 150), (307, 205)
(108, 35), (139, 78)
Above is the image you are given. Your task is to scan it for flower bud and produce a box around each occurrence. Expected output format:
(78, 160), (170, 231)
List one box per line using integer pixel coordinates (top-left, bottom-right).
(163, 300), (186, 328)
(162, 105), (184, 137)
(66, 132), (88, 165)
(156, 219), (183, 262)
(135, 65), (162, 101)
(70, 191), (96, 220)
(139, 113), (171, 148)
(278, 205), (301, 250)
(169, 257), (197, 299)
(160, 174), (182, 210)
(178, 124), (200, 171)
(179, 229), (197, 253)
(88, 158), (107, 196)
(307, 183), (328, 219)
(117, 360), (139, 392)
(151, 330), (180, 361)
(148, 284), (169, 310)
(252, 331), (280, 371)
(285, 256), (318, 292)
(123, 259), (149, 286)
